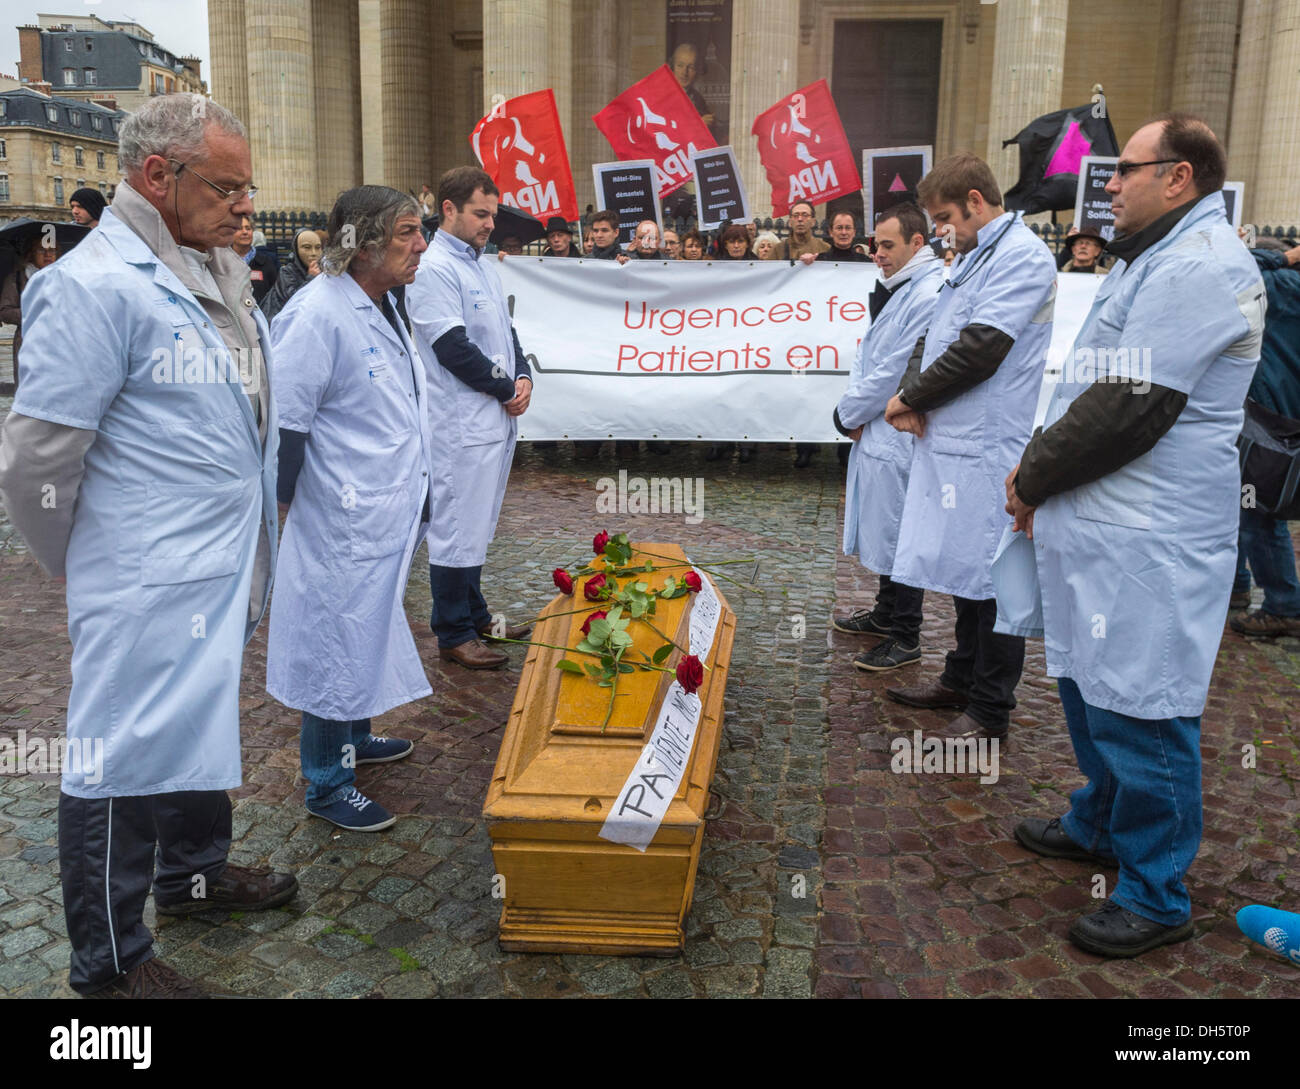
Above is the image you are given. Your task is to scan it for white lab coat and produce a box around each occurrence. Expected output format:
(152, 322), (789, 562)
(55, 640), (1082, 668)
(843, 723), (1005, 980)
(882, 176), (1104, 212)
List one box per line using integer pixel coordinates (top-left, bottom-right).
(266, 272), (433, 720)
(892, 213), (1057, 600)
(838, 257), (944, 574)
(10, 209), (278, 797)
(1027, 192), (1265, 718)
(406, 230), (518, 567)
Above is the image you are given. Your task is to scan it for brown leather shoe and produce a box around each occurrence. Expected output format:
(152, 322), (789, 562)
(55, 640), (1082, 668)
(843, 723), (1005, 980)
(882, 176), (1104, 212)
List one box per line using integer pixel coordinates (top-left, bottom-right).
(477, 620), (534, 642)
(1230, 609), (1300, 638)
(155, 864), (298, 916)
(941, 711), (1007, 740)
(885, 679), (969, 710)
(439, 638), (508, 669)
(88, 958), (206, 999)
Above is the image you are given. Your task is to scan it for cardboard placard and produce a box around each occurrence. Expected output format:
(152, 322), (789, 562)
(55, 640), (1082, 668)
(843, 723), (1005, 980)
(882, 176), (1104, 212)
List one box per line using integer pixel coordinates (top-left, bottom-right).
(592, 160), (662, 245)
(1221, 182), (1244, 228)
(863, 145), (932, 229)
(689, 145), (749, 230)
(1072, 156), (1119, 242)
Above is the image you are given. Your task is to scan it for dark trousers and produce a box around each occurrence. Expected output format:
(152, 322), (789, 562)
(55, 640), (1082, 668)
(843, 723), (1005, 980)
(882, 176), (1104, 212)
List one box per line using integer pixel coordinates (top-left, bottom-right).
(429, 563), (490, 647)
(58, 789), (231, 994)
(875, 574), (925, 645)
(938, 595), (1025, 729)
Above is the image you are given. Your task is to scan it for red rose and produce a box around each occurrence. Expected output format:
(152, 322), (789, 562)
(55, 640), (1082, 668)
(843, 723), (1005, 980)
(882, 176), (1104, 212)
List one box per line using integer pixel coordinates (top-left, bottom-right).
(593, 530), (610, 555)
(581, 610), (607, 637)
(552, 568), (574, 595)
(684, 571), (703, 593)
(676, 654), (704, 694)
(583, 573), (608, 601)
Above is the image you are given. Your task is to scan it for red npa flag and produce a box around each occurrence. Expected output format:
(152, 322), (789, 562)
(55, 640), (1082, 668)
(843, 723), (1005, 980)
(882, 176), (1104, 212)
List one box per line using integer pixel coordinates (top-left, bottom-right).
(471, 89), (579, 223)
(751, 79), (862, 216)
(593, 66), (716, 197)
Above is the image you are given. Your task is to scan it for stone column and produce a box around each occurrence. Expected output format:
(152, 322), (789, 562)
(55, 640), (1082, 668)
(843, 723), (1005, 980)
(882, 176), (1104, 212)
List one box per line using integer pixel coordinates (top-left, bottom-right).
(1169, 0), (1238, 139)
(245, 0), (316, 210)
(312, 0), (363, 205)
(729, 0), (800, 218)
(482, 0), (554, 105)
(381, 0), (435, 195)
(1226, 0), (1271, 208)
(207, 0), (250, 126)
(359, 0), (386, 184)
(1251, 0), (1300, 225)
(985, 0), (1069, 191)
(571, 0), (618, 210)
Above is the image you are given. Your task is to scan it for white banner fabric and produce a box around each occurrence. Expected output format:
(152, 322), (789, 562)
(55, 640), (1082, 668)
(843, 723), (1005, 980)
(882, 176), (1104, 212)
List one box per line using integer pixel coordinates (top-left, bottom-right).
(497, 257), (1102, 441)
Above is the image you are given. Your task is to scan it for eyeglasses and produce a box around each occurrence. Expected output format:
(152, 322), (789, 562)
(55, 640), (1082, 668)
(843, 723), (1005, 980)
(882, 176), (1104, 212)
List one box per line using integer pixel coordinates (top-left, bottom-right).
(1114, 159), (1180, 179)
(168, 158), (258, 203)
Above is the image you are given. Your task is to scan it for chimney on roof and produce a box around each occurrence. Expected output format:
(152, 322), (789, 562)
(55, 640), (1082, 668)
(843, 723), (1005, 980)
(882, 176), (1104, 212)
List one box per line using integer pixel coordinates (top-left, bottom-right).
(17, 26), (43, 84)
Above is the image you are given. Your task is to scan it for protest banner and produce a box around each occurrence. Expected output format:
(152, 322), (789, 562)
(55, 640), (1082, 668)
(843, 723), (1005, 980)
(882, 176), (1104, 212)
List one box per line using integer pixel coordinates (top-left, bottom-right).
(498, 261), (1102, 441)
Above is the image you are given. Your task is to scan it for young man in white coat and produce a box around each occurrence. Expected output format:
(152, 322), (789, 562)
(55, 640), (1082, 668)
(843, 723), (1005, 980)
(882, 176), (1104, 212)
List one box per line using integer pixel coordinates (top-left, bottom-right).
(831, 203), (943, 671)
(407, 166), (534, 670)
(1005, 115), (1265, 957)
(268, 187), (432, 832)
(0, 94), (294, 998)
(883, 154), (1057, 740)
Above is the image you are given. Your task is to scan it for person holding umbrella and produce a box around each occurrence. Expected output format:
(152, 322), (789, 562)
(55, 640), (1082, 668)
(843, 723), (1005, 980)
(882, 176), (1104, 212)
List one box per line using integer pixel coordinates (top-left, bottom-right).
(0, 235), (63, 390)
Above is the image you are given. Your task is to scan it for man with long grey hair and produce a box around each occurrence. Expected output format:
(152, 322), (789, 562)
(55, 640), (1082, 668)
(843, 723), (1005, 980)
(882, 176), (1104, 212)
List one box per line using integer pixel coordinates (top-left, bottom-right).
(0, 93), (292, 998)
(267, 186), (433, 832)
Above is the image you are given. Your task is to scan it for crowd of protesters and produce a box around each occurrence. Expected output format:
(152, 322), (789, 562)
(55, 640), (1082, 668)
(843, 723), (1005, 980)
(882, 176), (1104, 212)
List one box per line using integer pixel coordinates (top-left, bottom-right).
(0, 89), (1297, 999)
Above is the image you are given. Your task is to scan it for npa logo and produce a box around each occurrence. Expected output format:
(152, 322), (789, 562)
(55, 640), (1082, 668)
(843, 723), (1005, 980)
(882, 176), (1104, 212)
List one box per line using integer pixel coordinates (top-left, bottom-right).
(752, 79), (862, 215)
(471, 89), (578, 222)
(620, 97), (700, 193)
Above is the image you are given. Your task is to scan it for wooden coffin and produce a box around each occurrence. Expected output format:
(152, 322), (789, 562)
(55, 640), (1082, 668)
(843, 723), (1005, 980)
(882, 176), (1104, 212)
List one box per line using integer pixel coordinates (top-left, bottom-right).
(483, 542), (735, 956)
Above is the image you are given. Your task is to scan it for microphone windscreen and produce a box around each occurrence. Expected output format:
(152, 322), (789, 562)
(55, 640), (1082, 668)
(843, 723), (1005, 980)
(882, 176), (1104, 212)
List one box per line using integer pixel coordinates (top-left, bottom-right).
(1236, 904), (1300, 964)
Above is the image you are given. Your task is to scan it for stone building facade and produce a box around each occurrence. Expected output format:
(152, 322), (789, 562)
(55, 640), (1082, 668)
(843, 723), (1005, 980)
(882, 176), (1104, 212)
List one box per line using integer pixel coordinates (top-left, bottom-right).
(208, 0), (1300, 225)
(17, 14), (206, 114)
(0, 89), (124, 220)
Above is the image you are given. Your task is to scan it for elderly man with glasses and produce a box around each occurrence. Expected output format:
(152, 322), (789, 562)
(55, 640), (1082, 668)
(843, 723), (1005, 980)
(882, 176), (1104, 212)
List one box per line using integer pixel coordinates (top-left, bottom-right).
(0, 93), (292, 998)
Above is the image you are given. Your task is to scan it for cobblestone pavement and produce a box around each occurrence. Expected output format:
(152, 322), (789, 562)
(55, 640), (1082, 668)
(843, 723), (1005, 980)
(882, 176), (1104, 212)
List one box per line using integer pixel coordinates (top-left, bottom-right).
(1, 392), (1297, 997)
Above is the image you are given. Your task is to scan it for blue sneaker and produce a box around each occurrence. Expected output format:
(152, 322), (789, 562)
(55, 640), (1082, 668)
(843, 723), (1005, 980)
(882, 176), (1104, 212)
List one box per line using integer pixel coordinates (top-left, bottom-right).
(307, 789), (396, 832)
(354, 735), (414, 765)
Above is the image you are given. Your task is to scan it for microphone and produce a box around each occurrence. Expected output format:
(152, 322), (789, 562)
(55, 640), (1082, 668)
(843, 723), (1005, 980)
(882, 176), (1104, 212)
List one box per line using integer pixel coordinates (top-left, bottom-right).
(1236, 904), (1300, 965)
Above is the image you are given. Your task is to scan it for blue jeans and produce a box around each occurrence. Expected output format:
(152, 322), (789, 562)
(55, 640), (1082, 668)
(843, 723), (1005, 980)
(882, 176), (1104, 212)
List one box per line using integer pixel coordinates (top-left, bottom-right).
(300, 712), (372, 807)
(1056, 677), (1201, 926)
(1234, 507), (1300, 616)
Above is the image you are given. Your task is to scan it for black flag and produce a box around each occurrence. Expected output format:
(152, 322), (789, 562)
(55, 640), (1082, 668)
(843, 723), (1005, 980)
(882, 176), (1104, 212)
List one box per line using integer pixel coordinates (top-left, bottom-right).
(1001, 103), (1119, 214)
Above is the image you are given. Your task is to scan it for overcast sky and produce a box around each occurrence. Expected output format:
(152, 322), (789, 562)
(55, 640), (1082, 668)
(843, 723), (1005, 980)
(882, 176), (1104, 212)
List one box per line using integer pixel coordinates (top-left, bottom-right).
(2, 1), (211, 83)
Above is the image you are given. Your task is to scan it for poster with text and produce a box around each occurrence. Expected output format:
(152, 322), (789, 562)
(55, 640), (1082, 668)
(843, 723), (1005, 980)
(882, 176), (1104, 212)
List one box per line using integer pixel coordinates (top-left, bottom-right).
(1221, 182), (1244, 228)
(1072, 156), (1118, 241)
(690, 145), (749, 230)
(593, 160), (661, 244)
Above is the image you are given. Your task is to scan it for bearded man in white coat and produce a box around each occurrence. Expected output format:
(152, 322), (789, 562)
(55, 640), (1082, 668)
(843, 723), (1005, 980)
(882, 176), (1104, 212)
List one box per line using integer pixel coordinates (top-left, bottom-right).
(407, 166), (534, 670)
(268, 187), (432, 832)
(831, 203), (943, 672)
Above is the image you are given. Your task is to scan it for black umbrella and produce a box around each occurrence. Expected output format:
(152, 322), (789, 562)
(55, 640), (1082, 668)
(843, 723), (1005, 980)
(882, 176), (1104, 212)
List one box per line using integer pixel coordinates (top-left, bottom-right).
(489, 204), (546, 248)
(0, 217), (92, 255)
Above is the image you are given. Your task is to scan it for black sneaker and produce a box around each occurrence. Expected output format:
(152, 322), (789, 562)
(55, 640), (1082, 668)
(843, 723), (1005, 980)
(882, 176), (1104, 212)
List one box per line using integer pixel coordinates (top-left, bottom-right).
(832, 609), (892, 636)
(1068, 900), (1194, 958)
(853, 638), (921, 672)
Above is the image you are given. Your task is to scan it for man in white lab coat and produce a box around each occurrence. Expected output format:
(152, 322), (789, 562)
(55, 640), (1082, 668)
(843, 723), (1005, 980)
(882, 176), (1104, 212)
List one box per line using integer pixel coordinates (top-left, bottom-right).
(831, 203), (943, 671)
(0, 94), (293, 998)
(407, 166), (534, 670)
(1006, 115), (1265, 957)
(268, 186), (433, 832)
(883, 153), (1057, 740)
